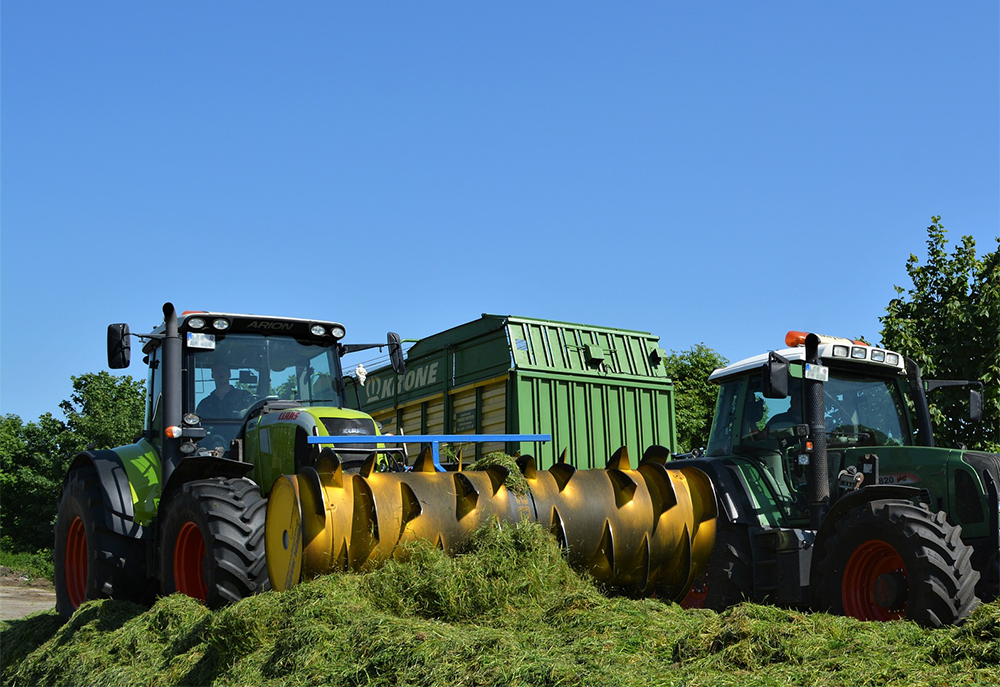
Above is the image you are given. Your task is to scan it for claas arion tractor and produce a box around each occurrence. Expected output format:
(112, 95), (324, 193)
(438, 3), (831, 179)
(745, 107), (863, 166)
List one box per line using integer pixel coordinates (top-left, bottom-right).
(53, 303), (408, 615)
(53, 303), (718, 617)
(673, 331), (995, 626)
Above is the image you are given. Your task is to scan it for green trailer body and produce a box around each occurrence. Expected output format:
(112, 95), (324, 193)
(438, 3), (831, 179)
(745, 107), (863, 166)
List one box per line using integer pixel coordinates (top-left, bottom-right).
(344, 315), (676, 469)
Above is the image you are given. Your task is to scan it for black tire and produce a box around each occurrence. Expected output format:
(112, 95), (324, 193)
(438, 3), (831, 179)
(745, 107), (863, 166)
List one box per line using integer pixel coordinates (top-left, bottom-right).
(53, 464), (149, 617)
(681, 523), (753, 610)
(812, 499), (980, 627)
(159, 477), (268, 608)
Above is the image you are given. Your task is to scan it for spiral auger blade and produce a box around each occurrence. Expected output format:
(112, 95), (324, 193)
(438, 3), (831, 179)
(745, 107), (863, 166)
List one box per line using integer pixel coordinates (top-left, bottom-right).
(265, 444), (718, 601)
(265, 447), (529, 587)
(675, 464), (718, 592)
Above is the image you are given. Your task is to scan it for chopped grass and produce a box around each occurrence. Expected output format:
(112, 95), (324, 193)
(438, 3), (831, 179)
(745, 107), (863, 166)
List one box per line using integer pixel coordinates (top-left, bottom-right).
(2, 522), (996, 686)
(468, 451), (529, 495)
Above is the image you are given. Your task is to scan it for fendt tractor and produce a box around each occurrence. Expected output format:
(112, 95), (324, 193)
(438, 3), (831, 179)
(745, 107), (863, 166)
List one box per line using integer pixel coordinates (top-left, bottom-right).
(54, 303), (718, 617)
(674, 330), (997, 627)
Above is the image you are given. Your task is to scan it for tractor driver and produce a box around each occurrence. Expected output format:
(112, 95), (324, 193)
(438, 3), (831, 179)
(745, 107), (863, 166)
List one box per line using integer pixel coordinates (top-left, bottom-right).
(197, 362), (255, 419)
(763, 382), (804, 437)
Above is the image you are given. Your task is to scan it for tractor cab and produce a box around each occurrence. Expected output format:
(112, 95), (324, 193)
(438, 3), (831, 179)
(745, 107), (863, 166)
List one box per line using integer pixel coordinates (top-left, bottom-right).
(108, 307), (406, 492)
(138, 312), (351, 455)
(706, 332), (919, 526)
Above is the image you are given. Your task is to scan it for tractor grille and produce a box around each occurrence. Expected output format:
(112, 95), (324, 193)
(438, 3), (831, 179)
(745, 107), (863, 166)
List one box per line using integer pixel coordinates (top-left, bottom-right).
(955, 451), (1000, 536)
(965, 451), (1000, 497)
(320, 417), (378, 452)
(955, 469), (986, 524)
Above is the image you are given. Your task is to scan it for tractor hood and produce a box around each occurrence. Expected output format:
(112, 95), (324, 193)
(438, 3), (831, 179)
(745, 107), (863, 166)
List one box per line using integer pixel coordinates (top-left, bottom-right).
(244, 404), (381, 492)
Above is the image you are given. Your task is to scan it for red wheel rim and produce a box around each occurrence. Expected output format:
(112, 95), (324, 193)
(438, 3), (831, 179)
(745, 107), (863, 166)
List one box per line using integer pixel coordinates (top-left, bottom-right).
(681, 572), (709, 609)
(841, 539), (907, 621)
(173, 522), (208, 602)
(65, 516), (88, 609)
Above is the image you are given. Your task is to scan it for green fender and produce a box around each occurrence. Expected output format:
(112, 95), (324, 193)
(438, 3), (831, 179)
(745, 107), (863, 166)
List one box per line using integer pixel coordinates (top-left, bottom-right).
(67, 439), (161, 537)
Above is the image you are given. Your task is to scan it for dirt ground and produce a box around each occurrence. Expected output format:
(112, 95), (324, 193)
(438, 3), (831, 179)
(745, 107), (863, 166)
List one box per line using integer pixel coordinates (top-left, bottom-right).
(0, 567), (56, 620)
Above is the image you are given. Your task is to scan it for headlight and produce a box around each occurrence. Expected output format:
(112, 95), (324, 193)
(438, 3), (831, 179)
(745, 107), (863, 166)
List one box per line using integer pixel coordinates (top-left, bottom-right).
(886, 353), (900, 366)
(187, 317), (206, 330)
(212, 318), (230, 331)
(851, 347), (867, 359)
(832, 345), (849, 358)
(311, 325), (326, 337)
(871, 350), (886, 362)
(330, 325), (346, 339)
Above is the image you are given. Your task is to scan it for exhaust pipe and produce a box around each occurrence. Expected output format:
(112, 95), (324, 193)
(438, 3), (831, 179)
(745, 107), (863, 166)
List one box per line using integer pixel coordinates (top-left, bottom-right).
(805, 333), (830, 528)
(160, 302), (183, 486)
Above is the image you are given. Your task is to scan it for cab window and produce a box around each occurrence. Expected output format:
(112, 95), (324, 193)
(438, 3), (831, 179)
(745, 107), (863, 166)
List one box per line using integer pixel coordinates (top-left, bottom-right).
(707, 380), (741, 456)
(146, 347), (162, 444)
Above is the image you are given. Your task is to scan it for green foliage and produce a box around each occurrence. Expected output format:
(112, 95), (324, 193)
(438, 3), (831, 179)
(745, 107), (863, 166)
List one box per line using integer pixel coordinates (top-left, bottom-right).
(663, 344), (729, 453)
(437, 442), (458, 463)
(880, 217), (1000, 451)
(0, 372), (145, 552)
(2, 522), (996, 686)
(0, 547), (55, 582)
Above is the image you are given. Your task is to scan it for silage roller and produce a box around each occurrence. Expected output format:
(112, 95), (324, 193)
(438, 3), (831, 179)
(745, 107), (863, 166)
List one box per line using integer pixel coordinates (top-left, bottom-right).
(265, 441), (717, 600)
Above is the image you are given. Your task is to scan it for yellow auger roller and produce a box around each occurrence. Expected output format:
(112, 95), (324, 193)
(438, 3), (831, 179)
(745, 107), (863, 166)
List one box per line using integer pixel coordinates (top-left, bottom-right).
(265, 445), (717, 600)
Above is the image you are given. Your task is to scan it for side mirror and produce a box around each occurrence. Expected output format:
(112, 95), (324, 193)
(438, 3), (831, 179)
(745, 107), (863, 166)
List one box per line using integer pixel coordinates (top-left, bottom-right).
(926, 380), (985, 423)
(762, 351), (789, 399)
(970, 389), (983, 423)
(387, 332), (405, 375)
(108, 323), (131, 369)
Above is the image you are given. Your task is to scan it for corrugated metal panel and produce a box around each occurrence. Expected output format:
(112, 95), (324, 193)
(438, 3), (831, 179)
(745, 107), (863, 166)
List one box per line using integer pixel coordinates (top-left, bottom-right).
(504, 317), (667, 379)
(510, 373), (674, 469)
(401, 403), (422, 436)
(372, 409), (397, 434)
(479, 380), (507, 454)
(426, 400), (445, 435)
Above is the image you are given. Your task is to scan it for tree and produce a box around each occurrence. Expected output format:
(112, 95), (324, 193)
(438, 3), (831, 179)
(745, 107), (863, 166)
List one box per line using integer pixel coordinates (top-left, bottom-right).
(59, 372), (146, 452)
(880, 217), (1000, 451)
(0, 373), (145, 552)
(663, 344), (729, 453)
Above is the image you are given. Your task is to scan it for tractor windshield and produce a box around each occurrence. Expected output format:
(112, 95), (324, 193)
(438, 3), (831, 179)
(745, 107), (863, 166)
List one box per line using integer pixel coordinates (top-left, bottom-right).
(711, 367), (914, 523)
(822, 371), (911, 447)
(184, 333), (344, 448)
(733, 368), (912, 451)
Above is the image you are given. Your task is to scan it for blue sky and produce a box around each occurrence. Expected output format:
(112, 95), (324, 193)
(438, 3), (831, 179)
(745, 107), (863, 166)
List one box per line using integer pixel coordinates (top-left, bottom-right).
(2, 2), (998, 422)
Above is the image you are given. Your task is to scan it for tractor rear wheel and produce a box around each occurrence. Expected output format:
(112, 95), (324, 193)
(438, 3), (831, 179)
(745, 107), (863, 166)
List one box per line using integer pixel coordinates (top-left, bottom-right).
(813, 499), (980, 627)
(53, 464), (148, 617)
(681, 523), (753, 610)
(159, 477), (268, 608)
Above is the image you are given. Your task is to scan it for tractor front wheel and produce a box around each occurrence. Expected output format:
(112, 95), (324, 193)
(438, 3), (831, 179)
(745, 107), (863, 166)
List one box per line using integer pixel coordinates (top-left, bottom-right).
(159, 477), (268, 608)
(813, 499), (980, 627)
(53, 464), (148, 617)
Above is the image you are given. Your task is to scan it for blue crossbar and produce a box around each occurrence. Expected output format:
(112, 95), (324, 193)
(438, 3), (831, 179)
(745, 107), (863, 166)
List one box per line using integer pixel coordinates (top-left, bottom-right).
(307, 434), (551, 471)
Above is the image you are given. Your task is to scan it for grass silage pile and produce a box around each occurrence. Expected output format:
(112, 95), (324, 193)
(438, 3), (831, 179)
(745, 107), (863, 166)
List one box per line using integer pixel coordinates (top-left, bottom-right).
(2, 521), (998, 686)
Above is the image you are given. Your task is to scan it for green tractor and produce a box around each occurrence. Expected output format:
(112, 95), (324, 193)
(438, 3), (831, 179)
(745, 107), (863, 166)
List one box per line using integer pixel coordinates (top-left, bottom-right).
(673, 331), (994, 626)
(53, 303), (405, 617)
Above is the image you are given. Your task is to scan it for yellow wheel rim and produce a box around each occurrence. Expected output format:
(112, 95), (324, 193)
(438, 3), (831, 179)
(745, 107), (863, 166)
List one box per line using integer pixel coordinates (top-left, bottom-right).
(265, 475), (303, 592)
